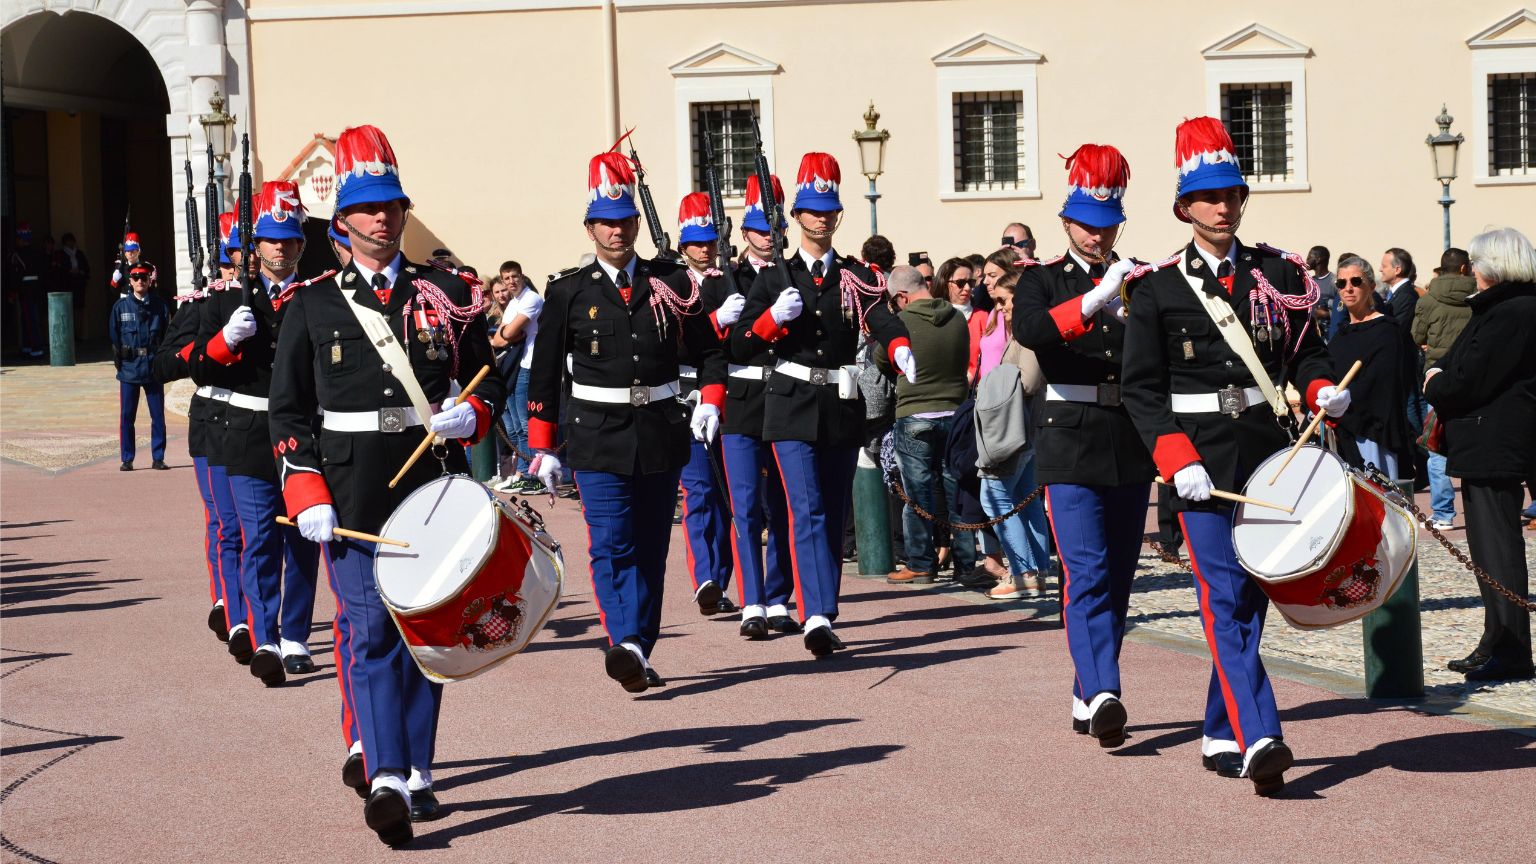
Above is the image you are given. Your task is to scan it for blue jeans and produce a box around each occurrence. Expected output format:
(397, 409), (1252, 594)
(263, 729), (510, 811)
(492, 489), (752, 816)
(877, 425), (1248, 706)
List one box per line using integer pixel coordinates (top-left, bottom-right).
(509, 370), (531, 475)
(894, 414), (975, 577)
(980, 454), (1049, 576)
(1427, 451), (1456, 522)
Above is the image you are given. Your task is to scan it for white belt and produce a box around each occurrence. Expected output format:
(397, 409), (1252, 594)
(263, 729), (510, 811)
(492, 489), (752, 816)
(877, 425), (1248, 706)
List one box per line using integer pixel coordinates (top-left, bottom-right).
(322, 407), (425, 433)
(729, 364), (766, 381)
(1170, 386), (1267, 415)
(571, 380), (680, 406)
(679, 365), (698, 378)
(1045, 383), (1122, 406)
(195, 386), (214, 398)
(774, 360), (845, 386)
(202, 386), (269, 412)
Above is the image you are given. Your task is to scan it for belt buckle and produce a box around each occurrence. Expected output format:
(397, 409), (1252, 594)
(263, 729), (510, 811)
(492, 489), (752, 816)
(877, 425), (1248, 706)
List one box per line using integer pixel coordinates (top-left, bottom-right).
(809, 367), (829, 386)
(1096, 383), (1121, 407)
(1217, 385), (1245, 418)
(630, 386), (651, 407)
(378, 407), (406, 433)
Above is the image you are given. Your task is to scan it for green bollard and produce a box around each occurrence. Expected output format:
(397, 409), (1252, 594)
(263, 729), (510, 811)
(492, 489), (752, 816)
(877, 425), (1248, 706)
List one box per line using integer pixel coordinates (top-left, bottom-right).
(47, 292), (75, 366)
(1362, 479), (1425, 698)
(471, 432), (496, 483)
(854, 448), (894, 577)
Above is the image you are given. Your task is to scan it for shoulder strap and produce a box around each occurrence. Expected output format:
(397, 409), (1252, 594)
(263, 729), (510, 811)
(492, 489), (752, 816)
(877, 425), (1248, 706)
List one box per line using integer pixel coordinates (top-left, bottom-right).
(1181, 270), (1286, 416)
(337, 288), (435, 422)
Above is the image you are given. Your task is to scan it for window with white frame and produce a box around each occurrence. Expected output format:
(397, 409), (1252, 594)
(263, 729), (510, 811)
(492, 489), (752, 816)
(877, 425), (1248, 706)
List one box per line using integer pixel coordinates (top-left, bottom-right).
(1221, 82), (1294, 183)
(953, 91), (1025, 192)
(1488, 72), (1535, 176)
(690, 101), (760, 198)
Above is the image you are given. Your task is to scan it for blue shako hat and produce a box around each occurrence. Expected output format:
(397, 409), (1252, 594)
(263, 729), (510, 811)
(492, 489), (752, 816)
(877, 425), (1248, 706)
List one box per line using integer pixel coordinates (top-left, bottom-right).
(1058, 144), (1130, 228)
(586, 152), (640, 221)
(792, 152), (842, 212)
(742, 174), (785, 233)
(334, 124), (409, 211)
(252, 180), (306, 241)
(1173, 116), (1248, 221)
(677, 192), (717, 245)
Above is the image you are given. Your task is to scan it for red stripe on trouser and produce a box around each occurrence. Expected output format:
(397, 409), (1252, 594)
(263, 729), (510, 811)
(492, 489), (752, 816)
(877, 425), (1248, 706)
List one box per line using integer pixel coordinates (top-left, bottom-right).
(221, 483), (245, 633)
(199, 463), (218, 604)
(769, 443), (809, 622)
(575, 472), (613, 647)
(1180, 512), (1246, 752)
(1043, 487), (1082, 699)
(336, 618), (355, 747)
(322, 544), (363, 758)
(679, 483), (702, 591)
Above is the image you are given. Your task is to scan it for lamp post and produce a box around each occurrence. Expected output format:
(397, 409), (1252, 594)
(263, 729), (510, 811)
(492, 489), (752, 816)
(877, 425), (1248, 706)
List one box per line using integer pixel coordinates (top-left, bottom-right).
(1425, 104), (1463, 251)
(199, 88), (236, 211)
(852, 101), (890, 236)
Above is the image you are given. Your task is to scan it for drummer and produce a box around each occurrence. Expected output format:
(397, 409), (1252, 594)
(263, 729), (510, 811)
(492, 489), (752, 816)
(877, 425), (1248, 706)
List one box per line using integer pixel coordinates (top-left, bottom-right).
(1120, 117), (1349, 796)
(269, 124), (504, 846)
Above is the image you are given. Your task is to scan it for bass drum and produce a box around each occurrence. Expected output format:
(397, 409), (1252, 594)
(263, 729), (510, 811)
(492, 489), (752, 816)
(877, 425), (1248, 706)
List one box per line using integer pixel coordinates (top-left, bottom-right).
(1232, 446), (1416, 630)
(374, 474), (563, 682)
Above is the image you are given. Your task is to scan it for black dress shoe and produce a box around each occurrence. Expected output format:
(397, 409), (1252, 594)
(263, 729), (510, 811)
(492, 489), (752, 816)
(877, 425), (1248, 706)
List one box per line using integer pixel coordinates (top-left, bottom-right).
(1463, 655), (1536, 682)
(364, 787), (413, 847)
(803, 624), (844, 657)
(604, 644), (648, 693)
(409, 787), (441, 822)
(207, 605), (229, 642)
(767, 615), (801, 634)
(342, 752), (368, 799)
(645, 667), (666, 687)
(151, 460), (169, 470)
(715, 596), (738, 615)
(954, 569), (998, 591)
(1246, 739), (1293, 797)
(1201, 751), (1243, 778)
(227, 628), (255, 664)
(284, 654), (316, 675)
(1087, 696), (1127, 748)
(695, 581), (723, 614)
(250, 648), (287, 687)
(1447, 650), (1491, 673)
(120, 461), (133, 471)
(1071, 717), (1089, 735)
(740, 616), (770, 640)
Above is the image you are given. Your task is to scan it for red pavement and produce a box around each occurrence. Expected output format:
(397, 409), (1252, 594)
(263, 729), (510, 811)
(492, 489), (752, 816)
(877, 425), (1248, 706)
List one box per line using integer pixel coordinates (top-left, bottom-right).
(2, 448), (1533, 863)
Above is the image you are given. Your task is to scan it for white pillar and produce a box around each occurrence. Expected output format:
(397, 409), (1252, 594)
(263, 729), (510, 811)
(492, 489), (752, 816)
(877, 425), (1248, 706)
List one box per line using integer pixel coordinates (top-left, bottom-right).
(175, 0), (229, 291)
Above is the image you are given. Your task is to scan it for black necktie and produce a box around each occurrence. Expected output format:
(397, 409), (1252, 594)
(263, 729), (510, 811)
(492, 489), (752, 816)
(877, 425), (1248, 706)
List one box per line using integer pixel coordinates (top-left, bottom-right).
(1089, 262), (1106, 281)
(616, 268), (632, 304)
(1216, 260), (1233, 295)
(811, 260), (825, 285)
(372, 273), (391, 305)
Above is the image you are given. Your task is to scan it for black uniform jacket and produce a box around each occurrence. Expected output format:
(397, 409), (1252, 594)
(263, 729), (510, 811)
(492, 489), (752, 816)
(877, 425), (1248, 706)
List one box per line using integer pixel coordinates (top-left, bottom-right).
(526, 257), (725, 476)
(267, 260), (504, 534)
(154, 294), (217, 459)
(733, 250), (909, 447)
(1014, 253), (1155, 487)
(1121, 240), (1334, 512)
(719, 257), (777, 438)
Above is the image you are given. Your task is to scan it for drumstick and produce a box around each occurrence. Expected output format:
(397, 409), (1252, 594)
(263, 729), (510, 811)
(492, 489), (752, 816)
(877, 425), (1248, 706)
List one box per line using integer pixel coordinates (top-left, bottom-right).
(388, 364), (492, 489)
(275, 516), (410, 548)
(1153, 477), (1295, 514)
(1267, 359), (1364, 485)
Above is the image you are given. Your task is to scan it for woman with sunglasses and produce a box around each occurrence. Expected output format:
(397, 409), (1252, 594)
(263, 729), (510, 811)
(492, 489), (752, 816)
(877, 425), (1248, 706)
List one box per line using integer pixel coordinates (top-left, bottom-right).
(1325, 257), (1419, 481)
(937, 256), (986, 384)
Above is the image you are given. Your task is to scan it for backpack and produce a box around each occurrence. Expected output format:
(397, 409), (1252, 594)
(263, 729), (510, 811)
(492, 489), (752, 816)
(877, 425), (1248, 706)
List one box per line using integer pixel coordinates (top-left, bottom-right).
(973, 363), (1030, 475)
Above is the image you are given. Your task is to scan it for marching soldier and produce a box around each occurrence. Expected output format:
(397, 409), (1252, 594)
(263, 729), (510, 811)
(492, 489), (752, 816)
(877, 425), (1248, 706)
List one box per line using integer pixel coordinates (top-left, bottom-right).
(1121, 117), (1350, 796)
(110, 263), (170, 470)
(733, 153), (913, 656)
(527, 152), (726, 694)
(1013, 144), (1154, 749)
(270, 125), (503, 844)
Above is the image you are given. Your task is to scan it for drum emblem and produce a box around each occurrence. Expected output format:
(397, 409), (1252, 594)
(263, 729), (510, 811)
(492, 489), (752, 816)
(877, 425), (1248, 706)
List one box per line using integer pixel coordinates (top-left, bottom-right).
(458, 592), (524, 652)
(1318, 558), (1382, 610)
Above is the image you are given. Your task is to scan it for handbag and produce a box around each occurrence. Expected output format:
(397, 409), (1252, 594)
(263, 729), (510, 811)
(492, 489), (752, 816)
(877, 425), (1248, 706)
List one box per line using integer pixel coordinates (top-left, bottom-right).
(1419, 407), (1445, 455)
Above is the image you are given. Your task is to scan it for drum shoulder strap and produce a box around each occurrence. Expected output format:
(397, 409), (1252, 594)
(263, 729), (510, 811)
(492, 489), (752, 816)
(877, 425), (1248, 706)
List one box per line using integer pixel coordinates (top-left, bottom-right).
(338, 289), (436, 422)
(1181, 270), (1286, 416)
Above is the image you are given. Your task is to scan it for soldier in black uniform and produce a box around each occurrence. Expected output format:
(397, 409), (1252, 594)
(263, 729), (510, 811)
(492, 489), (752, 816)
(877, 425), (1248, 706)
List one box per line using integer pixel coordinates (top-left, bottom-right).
(1120, 116), (1350, 796)
(269, 125), (503, 845)
(733, 153), (912, 656)
(526, 151), (726, 694)
(1014, 143), (1154, 750)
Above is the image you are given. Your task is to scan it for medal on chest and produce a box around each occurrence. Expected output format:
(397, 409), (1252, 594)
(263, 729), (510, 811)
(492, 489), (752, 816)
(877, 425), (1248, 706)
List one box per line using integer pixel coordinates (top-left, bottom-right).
(414, 308), (444, 360)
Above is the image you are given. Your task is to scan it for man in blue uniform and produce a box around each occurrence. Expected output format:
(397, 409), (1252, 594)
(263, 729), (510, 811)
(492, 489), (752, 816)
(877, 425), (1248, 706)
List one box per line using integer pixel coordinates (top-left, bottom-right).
(110, 263), (170, 470)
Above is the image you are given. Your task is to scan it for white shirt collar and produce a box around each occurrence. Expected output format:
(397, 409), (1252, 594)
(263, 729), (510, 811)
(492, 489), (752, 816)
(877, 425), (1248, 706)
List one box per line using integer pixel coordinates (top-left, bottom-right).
(351, 253), (403, 289)
(260, 271), (297, 292)
(1388, 278), (1408, 296)
(1193, 242), (1238, 274)
(596, 255), (638, 286)
(797, 247), (835, 272)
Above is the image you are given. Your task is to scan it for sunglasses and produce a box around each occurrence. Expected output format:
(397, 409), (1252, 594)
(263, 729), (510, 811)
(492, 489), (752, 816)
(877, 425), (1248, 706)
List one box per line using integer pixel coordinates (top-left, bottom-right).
(1336, 276), (1368, 288)
(949, 278), (977, 287)
(129, 274), (149, 281)
(1001, 237), (1036, 248)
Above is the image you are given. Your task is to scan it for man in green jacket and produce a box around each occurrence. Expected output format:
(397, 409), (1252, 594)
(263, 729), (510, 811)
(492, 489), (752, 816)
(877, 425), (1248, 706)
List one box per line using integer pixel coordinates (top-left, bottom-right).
(1413, 247), (1477, 527)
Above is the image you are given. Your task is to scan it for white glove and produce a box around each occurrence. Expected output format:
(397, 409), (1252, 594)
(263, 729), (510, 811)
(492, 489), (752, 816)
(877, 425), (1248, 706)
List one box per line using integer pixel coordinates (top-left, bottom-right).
(1104, 296), (1129, 322)
(714, 293), (747, 328)
(894, 345), (918, 385)
(770, 287), (803, 325)
(221, 305), (257, 348)
(1080, 259), (1136, 317)
(1316, 385), (1352, 418)
(531, 450), (562, 497)
(295, 504), (337, 543)
(429, 399), (479, 440)
(111, 268), (123, 285)
(690, 402), (720, 444)
(1173, 463), (1214, 502)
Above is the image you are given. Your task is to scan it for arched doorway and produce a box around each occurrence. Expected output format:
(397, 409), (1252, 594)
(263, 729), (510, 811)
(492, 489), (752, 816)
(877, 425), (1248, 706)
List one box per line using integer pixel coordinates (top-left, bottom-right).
(2, 10), (173, 346)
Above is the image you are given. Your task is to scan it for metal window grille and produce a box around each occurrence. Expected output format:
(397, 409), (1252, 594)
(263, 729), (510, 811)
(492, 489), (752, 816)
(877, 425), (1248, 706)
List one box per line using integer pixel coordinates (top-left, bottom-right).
(1489, 72), (1535, 176)
(953, 91), (1024, 192)
(1221, 83), (1294, 183)
(690, 101), (759, 198)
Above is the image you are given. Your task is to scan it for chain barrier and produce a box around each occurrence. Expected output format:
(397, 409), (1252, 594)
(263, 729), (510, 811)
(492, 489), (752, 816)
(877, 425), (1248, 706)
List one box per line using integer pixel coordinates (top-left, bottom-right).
(887, 478), (1046, 532)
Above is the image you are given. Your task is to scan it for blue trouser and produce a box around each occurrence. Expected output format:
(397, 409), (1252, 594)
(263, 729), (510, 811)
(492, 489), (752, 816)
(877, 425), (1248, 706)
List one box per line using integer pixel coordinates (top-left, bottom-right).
(1181, 508), (1281, 751)
(893, 414), (976, 576)
(679, 438), (733, 593)
(194, 458), (246, 628)
(721, 433), (793, 609)
(575, 467), (681, 655)
(1427, 452), (1456, 522)
(510, 372), (532, 475)
(324, 538), (441, 779)
(1046, 483), (1149, 700)
(119, 380), (166, 462)
(979, 454), (1050, 576)
(228, 473), (319, 648)
(770, 440), (856, 621)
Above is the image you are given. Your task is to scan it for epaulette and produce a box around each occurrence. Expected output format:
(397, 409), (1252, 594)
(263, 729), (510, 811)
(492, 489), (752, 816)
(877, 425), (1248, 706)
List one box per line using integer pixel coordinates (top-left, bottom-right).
(1125, 253), (1181, 283)
(547, 266), (581, 283)
(1255, 241), (1307, 272)
(424, 257), (483, 289)
(1020, 254), (1064, 269)
(294, 269), (339, 289)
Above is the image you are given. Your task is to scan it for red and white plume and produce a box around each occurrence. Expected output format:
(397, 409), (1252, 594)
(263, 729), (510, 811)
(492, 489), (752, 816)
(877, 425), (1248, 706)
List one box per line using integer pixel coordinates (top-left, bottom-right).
(1174, 116), (1239, 178)
(335, 125), (400, 181)
(588, 152), (636, 204)
(1063, 144), (1130, 199)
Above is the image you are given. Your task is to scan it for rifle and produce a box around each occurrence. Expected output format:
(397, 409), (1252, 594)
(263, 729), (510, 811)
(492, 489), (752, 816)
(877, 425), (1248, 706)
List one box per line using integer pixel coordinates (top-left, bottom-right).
(698, 125), (741, 297)
(183, 147), (206, 292)
(115, 207), (132, 289)
(626, 140), (673, 261)
(204, 144), (220, 285)
(237, 132), (254, 306)
(749, 112), (791, 280)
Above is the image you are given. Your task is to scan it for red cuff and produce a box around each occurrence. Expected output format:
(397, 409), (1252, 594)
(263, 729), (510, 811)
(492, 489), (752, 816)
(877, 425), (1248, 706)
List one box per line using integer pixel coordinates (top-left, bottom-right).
(699, 383), (724, 410)
(709, 311), (731, 341)
(465, 395), (492, 444)
(1306, 379), (1334, 414)
(177, 341), (194, 362)
(886, 336), (912, 369)
(282, 472), (334, 518)
(528, 416), (557, 451)
(1153, 432), (1202, 480)
(751, 309), (789, 342)
(207, 331), (242, 365)
(1050, 297), (1096, 341)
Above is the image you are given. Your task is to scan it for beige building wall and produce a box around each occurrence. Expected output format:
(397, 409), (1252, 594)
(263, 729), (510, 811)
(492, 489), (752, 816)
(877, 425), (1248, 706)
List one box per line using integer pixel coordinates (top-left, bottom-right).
(247, 0), (1535, 282)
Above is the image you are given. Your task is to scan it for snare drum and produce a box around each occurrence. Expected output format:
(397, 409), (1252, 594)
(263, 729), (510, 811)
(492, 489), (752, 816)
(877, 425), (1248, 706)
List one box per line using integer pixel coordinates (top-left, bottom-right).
(374, 475), (563, 682)
(1232, 446), (1416, 630)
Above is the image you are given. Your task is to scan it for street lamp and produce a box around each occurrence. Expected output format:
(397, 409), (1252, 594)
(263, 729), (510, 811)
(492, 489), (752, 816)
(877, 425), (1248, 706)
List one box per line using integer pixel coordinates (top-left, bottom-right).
(199, 88), (237, 211)
(1425, 104), (1463, 251)
(852, 100), (890, 236)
